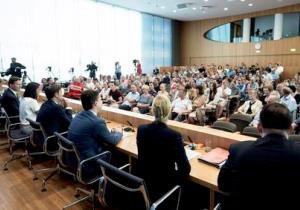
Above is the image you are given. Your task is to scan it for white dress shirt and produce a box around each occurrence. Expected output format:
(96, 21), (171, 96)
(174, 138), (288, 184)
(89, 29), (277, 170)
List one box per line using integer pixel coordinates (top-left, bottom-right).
(172, 97), (192, 114)
(19, 97), (40, 125)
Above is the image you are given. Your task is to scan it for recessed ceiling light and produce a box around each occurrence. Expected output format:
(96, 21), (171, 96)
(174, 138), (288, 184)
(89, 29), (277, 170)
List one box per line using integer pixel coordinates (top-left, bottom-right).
(224, 7), (228, 11)
(290, 48), (297, 52)
(240, 0), (245, 2)
(204, 0), (209, 2)
(192, 7), (197, 10)
(160, 6), (165, 9)
(248, 3), (253, 6)
(173, 10), (177, 13)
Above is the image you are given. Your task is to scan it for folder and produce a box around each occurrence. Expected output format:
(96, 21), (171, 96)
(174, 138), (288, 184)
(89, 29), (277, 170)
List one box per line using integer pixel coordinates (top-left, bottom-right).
(198, 147), (229, 168)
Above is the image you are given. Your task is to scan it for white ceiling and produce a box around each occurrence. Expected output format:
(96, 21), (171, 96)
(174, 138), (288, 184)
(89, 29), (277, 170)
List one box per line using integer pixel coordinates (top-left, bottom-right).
(96, 0), (300, 21)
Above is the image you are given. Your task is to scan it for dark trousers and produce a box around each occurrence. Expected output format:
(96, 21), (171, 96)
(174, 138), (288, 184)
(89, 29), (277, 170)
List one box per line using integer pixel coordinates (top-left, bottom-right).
(116, 72), (121, 80)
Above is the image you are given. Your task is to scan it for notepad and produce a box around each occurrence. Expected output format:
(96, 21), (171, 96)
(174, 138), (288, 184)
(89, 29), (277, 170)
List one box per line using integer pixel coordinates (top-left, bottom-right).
(185, 148), (200, 161)
(198, 147), (229, 168)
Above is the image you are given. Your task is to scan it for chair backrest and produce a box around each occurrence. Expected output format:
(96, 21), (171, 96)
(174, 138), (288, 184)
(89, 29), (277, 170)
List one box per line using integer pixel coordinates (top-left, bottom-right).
(1, 108), (10, 130)
(212, 121), (237, 133)
(242, 126), (261, 138)
(229, 113), (253, 132)
(0, 108), (7, 132)
(54, 132), (80, 175)
(97, 159), (150, 210)
(27, 118), (47, 148)
(226, 96), (240, 117)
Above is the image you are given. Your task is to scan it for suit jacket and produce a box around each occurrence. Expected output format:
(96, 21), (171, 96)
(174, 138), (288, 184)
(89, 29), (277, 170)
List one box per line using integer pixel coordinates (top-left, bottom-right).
(36, 100), (72, 136)
(68, 110), (122, 161)
(67, 110), (122, 180)
(137, 121), (191, 200)
(1, 88), (19, 117)
(218, 134), (300, 210)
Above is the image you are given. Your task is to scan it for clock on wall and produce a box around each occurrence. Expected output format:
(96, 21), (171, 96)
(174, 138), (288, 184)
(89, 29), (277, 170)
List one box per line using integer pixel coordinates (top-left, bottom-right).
(255, 43), (262, 50)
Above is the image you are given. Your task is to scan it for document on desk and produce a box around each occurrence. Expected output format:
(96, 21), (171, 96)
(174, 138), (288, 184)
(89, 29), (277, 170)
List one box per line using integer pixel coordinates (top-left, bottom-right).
(122, 132), (133, 139)
(185, 148), (200, 161)
(198, 147), (229, 168)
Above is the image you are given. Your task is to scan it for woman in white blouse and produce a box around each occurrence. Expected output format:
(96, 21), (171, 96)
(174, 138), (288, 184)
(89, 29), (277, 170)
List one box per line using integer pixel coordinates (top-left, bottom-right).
(19, 82), (41, 135)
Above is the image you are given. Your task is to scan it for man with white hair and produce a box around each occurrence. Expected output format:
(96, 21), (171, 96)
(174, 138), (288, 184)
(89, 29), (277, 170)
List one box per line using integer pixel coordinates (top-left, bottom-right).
(250, 90), (281, 127)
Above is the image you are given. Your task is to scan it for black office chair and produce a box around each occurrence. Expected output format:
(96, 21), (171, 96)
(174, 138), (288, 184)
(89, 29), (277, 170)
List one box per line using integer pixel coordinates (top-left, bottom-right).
(225, 96), (240, 118)
(242, 126), (261, 138)
(229, 113), (253, 132)
(212, 121), (237, 133)
(1, 108), (31, 170)
(55, 132), (110, 210)
(0, 109), (8, 148)
(27, 118), (66, 189)
(97, 159), (182, 210)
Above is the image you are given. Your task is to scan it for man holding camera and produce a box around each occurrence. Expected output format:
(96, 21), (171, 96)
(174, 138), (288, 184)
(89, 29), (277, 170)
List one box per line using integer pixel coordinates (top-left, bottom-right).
(5, 57), (26, 78)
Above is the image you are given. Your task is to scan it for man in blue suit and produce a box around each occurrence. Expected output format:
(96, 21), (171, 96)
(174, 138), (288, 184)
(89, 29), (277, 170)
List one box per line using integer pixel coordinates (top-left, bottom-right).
(68, 89), (122, 179)
(36, 84), (73, 136)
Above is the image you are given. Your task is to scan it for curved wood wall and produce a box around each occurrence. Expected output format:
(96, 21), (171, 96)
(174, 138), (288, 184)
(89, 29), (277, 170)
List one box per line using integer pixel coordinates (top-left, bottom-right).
(180, 4), (300, 78)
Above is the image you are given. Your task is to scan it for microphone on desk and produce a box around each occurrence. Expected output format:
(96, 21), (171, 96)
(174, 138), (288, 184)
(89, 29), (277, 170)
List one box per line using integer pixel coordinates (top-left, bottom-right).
(188, 136), (196, 150)
(125, 120), (135, 132)
(188, 136), (194, 144)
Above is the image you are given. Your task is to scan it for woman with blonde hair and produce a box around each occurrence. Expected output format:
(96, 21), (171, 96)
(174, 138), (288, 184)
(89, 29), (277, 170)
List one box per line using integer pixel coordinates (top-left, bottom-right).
(137, 95), (191, 201)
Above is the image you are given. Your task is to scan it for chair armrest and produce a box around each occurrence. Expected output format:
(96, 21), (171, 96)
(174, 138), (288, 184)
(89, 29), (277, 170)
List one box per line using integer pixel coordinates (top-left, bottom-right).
(150, 185), (181, 210)
(80, 151), (111, 166)
(8, 115), (19, 119)
(78, 151), (111, 184)
(44, 131), (68, 156)
(9, 122), (21, 127)
(213, 203), (221, 210)
(119, 164), (131, 171)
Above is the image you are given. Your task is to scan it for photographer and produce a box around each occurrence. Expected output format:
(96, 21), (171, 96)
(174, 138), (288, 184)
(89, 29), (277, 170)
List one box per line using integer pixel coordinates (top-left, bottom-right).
(86, 61), (98, 79)
(3, 57), (26, 78)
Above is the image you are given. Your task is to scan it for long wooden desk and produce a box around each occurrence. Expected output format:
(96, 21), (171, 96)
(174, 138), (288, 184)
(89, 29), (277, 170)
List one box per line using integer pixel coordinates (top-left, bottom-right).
(45, 94), (255, 150)
(106, 121), (220, 210)
(32, 91), (255, 210)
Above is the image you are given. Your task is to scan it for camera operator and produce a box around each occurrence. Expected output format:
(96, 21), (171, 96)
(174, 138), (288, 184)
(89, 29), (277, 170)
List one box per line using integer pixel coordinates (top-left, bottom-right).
(5, 57), (26, 78)
(153, 67), (159, 76)
(86, 61), (98, 79)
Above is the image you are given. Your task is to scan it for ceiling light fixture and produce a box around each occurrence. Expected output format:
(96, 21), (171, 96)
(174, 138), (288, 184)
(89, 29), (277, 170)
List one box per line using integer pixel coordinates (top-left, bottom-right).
(248, 3), (253, 6)
(160, 6), (165, 9)
(224, 7), (228, 11)
(192, 7), (197, 10)
(240, 0), (245, 2)
(173, 10), (177, 13)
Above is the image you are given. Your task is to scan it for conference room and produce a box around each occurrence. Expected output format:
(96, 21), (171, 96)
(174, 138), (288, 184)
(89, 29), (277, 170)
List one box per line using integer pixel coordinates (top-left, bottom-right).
(0, 0), (300, 210)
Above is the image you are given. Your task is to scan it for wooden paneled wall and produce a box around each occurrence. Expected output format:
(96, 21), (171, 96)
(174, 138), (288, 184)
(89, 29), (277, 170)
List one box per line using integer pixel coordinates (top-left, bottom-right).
(180, 4), (300, 78)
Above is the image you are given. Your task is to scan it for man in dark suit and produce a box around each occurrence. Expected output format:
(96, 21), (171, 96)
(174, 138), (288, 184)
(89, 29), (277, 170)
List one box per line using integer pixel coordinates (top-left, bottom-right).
(137, 95), (191, 201)
(1, 76), (21, 120)
(218, 103), (300, 210)
(68, 89), (122, 179)
(36, 84), (72, 136)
